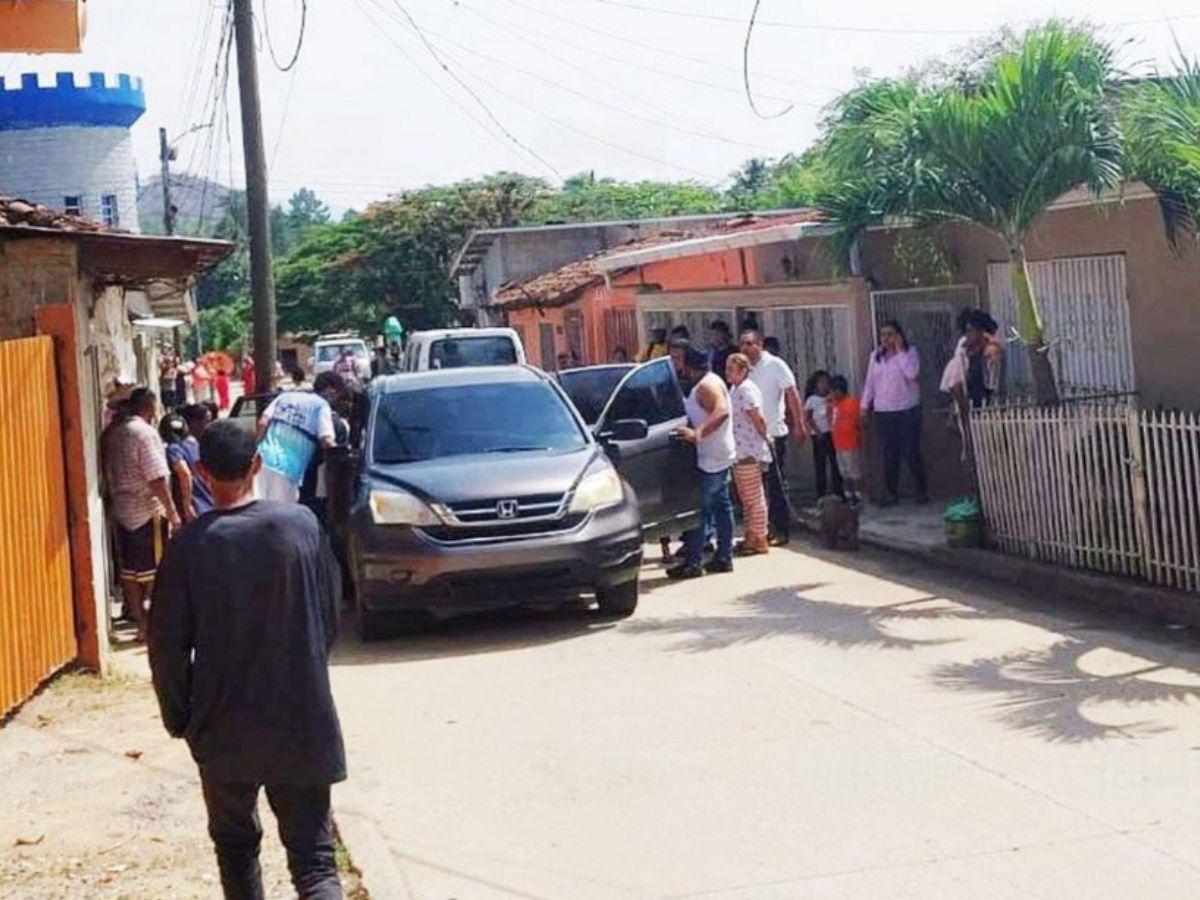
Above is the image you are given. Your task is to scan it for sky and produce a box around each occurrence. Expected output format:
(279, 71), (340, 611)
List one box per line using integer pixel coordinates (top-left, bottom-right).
(3, 0), (1200, 214)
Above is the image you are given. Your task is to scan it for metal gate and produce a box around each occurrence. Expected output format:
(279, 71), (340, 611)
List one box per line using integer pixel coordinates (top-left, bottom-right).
(604, 308), (638, 361)
(870, 285), (979, 408)
(987, 254), (1136, 397)
(0, 337), (76, 717)
(770, 306), (853, 390)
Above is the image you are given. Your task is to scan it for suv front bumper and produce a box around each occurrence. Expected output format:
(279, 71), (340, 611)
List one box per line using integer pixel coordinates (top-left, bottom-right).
(348, 501), (644, 615)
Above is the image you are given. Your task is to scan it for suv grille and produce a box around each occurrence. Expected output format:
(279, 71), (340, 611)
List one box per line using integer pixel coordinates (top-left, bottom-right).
(444, 493), (566, 526)
(419, 513), (587, 544)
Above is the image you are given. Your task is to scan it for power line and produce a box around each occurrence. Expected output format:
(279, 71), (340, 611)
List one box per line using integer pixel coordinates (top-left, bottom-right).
(261, 0), (307, 72)
(561, 0), (982, 35)
(481, 0), (829, 109)
(490, 0), (839, 92)
(374, 0), (562, 176)
(350, 0), (554, 175)
(743, 0), (792, 120)
(371, 1), (797, 152)
(549, 0), (1200, 36)
(449, 0), (812, 146)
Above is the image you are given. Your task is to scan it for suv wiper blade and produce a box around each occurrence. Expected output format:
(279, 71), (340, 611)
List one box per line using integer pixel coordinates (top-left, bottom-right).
(483, 446), (550, 453)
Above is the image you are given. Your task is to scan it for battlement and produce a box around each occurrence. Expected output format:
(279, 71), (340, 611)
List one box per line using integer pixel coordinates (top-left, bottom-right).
(0, 72), (146, 131)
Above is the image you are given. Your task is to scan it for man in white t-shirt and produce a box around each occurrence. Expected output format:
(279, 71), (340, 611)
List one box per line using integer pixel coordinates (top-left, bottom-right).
(740, 330), (805, 545)
(255, 371), (346, 502)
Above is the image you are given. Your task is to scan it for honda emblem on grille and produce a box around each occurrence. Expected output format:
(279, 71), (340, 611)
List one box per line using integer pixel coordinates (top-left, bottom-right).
(496, 499), (520, 520)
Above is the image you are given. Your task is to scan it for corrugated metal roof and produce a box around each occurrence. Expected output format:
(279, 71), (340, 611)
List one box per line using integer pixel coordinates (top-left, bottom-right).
(490, 212), (823, 310)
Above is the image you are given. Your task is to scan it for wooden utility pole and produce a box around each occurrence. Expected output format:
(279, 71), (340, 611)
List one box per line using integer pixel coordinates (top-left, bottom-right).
(231, 0), (277, 384)
(158, 127), (175, 236)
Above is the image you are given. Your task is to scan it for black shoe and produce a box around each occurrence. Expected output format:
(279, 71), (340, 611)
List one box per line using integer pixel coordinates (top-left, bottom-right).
(666, 563), (705, 580)
(768, 534), (790, 547)
(705, 558), (734, 574)
(915, 493), (931, 505)
(879, 495), (899, 507)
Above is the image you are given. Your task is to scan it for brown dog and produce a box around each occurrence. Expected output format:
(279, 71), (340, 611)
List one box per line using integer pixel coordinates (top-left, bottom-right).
(818, 495), (860, 551)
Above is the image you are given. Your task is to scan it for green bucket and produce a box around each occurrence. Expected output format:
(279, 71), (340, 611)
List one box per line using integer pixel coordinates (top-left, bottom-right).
(944, 497), (984, 548)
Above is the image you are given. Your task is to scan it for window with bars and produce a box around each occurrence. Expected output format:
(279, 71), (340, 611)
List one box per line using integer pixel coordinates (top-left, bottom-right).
(63, 195), (82, 216)
(100, 194), (119, 228)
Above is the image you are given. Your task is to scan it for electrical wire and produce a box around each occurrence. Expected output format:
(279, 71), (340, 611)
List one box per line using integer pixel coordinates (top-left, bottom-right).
(542, 0), (1200, 36)
(478, 0), (826, 109)
(375, 0), (562, 177)
(489, 0), (838, 93)
(449, 0), (813, 146)
(370, 1), (794, 152)
(262, 0), (307, 72)
(743, 1), (792, 120)
(350, 0), (555, 175)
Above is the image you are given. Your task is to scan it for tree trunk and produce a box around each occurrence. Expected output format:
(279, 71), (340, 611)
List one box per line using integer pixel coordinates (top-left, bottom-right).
(1008, 243), (1059, 404)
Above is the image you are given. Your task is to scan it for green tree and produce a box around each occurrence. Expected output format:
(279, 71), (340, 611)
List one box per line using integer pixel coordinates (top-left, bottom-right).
(1122, 60), (1200, 246)
(526, 172), (723, 223)
(816, 22), (1123, 403)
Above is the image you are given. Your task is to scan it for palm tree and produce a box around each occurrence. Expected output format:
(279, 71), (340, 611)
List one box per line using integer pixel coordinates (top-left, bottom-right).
(817, 23), (1124, 403)
(1121, 59), (1200, 248)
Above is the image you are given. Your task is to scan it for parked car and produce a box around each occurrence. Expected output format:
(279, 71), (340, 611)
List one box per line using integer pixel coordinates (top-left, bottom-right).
(402, 327), (526, 371)
(313, 334), (371, 380)
(227, 391), (278, 434)
(338, 359), (698, 638)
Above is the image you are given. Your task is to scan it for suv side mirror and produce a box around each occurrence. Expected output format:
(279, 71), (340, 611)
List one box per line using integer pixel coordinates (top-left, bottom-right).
(607, 418), (649, 442)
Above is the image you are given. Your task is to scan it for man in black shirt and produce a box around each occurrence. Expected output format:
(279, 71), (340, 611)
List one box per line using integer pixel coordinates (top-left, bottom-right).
(149, 420), (346, 900)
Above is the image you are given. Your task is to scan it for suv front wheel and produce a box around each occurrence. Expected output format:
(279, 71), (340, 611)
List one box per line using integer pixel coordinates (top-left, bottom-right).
(596, 580), (638, 619)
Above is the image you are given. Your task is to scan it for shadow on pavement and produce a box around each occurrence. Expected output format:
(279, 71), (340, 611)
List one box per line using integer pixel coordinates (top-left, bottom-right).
(629, 538), (1200, 743)
(331, 601), (618, 665)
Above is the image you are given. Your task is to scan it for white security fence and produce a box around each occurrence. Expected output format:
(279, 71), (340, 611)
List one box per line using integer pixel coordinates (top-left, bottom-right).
(987, 254), (1137, 397)
(970, 402), (1200, 594)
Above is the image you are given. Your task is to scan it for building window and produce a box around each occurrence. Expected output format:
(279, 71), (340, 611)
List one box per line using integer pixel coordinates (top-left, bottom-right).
(100, 194), (120, 228)
(63, 195), (82, 216)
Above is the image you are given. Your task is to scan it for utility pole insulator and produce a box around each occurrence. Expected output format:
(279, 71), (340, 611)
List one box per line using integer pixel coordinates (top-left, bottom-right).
(232, 0), (277, 388)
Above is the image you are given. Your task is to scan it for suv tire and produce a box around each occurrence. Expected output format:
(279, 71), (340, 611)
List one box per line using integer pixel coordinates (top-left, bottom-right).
(596, 580), (638, 619)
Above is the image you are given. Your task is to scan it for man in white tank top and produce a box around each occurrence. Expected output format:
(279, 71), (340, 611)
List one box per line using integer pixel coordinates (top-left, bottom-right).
(667, 348), (737, 579)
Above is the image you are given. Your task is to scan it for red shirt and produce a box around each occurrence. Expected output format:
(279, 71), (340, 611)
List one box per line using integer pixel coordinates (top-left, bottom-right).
(829, 394), (862, 453)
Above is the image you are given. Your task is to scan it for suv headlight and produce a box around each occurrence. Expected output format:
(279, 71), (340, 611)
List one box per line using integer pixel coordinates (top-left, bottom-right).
(568, 467), (624, 514)
(369, 489), (443, 526)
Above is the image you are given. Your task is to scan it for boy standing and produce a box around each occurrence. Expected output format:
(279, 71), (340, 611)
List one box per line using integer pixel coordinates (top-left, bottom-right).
(829, 376), (864, 505)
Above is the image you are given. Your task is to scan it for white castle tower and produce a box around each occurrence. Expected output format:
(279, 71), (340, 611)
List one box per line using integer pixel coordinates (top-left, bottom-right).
(0, 72), (147, 232)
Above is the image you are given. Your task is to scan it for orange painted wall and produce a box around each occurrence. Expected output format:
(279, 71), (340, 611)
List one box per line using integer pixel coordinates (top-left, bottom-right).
(0, 0), (86, 52)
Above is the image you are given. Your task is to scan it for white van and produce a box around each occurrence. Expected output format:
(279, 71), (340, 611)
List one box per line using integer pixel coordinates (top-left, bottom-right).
(403, 327), (527, 372)
(312, 334), (371, 380)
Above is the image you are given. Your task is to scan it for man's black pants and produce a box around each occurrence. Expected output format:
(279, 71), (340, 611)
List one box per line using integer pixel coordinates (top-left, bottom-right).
(762, 436), (791, 539)
(876, 406), (928, 500)
(201, 773), (342, 900)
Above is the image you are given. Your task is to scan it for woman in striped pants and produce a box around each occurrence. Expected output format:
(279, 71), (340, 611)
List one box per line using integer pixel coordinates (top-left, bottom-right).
(726, 353), (773, 556)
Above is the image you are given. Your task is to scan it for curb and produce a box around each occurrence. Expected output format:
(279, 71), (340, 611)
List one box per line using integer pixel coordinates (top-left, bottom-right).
(334, 782), (412, 900)
(797, 511), (1200, 630)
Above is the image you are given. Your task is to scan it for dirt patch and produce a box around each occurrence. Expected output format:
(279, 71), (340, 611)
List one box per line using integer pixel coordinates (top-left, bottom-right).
(0, 649), (365, 898)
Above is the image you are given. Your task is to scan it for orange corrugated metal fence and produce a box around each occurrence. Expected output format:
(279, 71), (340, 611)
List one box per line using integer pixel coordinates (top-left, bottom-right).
(0, 337), (76, 718)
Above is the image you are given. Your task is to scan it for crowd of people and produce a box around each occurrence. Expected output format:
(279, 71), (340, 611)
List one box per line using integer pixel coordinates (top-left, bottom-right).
(653, 307), (1004, 579)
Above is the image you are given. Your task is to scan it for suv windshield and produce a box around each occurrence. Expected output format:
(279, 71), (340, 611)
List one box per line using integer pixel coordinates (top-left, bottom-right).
(557, 366), (633, 425)
(429, 336), (516, 369)
(372, 381), (586, 463)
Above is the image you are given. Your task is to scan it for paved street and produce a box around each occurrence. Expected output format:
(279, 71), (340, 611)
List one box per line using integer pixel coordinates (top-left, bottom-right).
(329, 543), (1200, 899)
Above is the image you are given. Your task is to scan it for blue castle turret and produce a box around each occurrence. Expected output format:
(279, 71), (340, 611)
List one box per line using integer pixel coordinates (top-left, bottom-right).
(0, 72), (148, 231)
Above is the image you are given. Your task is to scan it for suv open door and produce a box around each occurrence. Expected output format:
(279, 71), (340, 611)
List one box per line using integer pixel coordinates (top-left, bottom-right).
(591, 358), (701, 542)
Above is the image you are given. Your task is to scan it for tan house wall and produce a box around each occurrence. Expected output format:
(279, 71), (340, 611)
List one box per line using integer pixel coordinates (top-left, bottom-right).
(859, 197), (1200, 411)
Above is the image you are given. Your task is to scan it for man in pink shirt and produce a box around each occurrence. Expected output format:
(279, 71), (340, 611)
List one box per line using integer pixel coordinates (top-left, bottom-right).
(861, 320), (928, 506)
